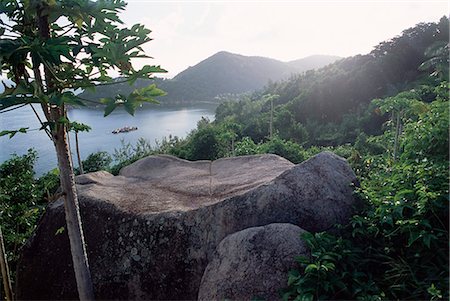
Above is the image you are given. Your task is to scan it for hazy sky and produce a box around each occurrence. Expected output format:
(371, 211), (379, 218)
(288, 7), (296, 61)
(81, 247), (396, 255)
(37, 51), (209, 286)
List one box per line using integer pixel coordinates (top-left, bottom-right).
(119, 0), (448, 78)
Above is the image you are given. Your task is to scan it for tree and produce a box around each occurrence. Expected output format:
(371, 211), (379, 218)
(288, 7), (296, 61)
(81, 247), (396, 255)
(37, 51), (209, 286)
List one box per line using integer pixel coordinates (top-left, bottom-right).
(69, 121), (91, 175)
(0, 0), (166, 299)
(262, 93), (279, 139)
(373, 91), (427, 162)
(69, 122), (91, 175)
(419, 40), (449, 81)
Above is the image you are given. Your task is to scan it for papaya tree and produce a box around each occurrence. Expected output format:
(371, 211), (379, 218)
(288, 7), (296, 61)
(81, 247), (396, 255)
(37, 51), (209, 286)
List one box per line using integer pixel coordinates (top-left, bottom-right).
(0, 0), (166, 299)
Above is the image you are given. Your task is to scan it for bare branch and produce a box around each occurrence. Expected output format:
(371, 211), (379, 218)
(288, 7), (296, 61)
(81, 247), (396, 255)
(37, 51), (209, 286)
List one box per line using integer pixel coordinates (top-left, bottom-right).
(29, 104), (53, 140)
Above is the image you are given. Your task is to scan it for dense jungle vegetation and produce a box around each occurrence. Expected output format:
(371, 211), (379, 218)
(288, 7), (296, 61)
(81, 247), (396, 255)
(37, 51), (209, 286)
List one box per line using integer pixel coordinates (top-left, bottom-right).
(0, 17), (448, 300)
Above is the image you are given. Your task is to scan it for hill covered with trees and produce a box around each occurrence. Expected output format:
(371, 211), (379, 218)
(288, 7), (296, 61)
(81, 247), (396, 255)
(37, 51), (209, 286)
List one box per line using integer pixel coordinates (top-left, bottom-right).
(211, 16), (449, 147)
(78, 52), (340, 103)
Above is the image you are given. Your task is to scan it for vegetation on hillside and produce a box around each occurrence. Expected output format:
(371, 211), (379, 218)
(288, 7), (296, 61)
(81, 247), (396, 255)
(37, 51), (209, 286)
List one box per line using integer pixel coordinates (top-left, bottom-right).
(284, 83), (449, 300)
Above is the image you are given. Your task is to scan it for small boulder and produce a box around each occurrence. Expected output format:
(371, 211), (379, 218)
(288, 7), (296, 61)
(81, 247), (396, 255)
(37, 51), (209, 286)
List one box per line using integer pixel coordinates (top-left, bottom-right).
(198, 223), (309, 301)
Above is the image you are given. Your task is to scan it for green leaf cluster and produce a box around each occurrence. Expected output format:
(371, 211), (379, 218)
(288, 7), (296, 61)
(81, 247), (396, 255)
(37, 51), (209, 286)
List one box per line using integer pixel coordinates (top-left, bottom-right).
(0, 149), (60, 281)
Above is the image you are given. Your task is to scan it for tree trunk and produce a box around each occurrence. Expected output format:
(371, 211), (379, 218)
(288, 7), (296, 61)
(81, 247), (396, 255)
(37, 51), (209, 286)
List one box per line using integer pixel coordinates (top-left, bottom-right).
(37, 4), (94, 298)
(393, 111), (401, 162)
(231, 136), (235, 156)
(0, 226), (13, 301)
(269, 98), (273, 139)
(53, 124), (94, 300)
(75, 132), (84, 175)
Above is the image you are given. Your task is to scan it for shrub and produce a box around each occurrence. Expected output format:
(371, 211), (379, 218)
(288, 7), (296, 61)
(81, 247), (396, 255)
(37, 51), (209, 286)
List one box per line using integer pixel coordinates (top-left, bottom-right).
(234, 137), (259, 156)
(258, 136), (307, 164)
(0, 150), (50, 278)
(81, 151), (112, 174)
(110, 138), (154, 175)
(284, 92), (449, 300)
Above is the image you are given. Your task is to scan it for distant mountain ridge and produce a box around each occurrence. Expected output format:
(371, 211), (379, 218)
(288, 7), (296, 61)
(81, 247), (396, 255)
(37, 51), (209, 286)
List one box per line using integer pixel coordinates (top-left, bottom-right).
(78, 52), (341, 103)
(288, 55), (343, 71)
(169, 52), (341, 100)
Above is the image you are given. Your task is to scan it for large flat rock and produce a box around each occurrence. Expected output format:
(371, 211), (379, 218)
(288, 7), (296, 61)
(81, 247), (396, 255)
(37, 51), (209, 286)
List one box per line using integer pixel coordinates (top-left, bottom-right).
(76, 154), (294, 213)
(16, 152), (359, 300)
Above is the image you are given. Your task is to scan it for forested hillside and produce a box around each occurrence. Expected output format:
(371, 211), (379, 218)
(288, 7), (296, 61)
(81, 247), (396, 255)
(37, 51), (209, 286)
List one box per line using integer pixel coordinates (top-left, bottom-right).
(212, 17), (449, 146)
(78, 52), (340, 103)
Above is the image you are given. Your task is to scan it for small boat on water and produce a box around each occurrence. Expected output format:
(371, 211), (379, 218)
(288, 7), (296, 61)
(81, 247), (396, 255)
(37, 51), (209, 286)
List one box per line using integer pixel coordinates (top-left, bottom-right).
(112, 126), (138, 134)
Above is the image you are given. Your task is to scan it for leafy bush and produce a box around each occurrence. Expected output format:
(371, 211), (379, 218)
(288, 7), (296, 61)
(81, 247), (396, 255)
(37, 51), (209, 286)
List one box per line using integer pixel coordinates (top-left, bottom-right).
(110, 138), (154, 175)
(0, 150), (54, 278)
(258, 136), (307, 164)
(80, 151), (112, 174)
(234, 137), (259, 156)
(37, 168), (61, 202)
(185, 125), (225, 160)
(284, 90), (449, 300)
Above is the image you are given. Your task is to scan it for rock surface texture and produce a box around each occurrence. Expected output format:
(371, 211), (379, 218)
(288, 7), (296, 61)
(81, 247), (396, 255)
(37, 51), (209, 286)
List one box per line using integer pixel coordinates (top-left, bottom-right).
(198, 223), (309, 301)
(16, 152), (359, 300)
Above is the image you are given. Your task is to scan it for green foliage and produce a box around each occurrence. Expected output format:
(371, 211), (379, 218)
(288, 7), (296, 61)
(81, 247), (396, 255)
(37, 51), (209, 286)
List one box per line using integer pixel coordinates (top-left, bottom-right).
(284, 232), (382, 301)
(234, 137), (259, 156)
(402, 93), (448, 161)
(258, 136), (307, 164)
(69, 121), (91, 133)
(273, 106), (308, 144)
(78, 151), (112, 174)
(0, 150), (58, 278)
(184, 123), (226, 160)
(37, 168), (60, 202)
(419, 19), (449, 81)
(284, 88), (449, 300)
(110, 138), (154, 175)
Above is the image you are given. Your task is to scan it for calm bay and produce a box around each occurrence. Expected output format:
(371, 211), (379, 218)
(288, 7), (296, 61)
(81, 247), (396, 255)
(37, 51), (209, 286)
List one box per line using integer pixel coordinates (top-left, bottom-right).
(0, 103), (217, 175)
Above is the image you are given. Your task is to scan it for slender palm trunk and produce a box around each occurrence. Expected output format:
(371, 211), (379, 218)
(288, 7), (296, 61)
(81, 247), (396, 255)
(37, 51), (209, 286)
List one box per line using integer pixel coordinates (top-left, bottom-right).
(75, 132), (84, 174)
(0, 226), (13, 301)
(393, 112), (401, 162)
(231, 136), (235, 156)
(52, 123), (94, 300)
(269, 98), (273, 139)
